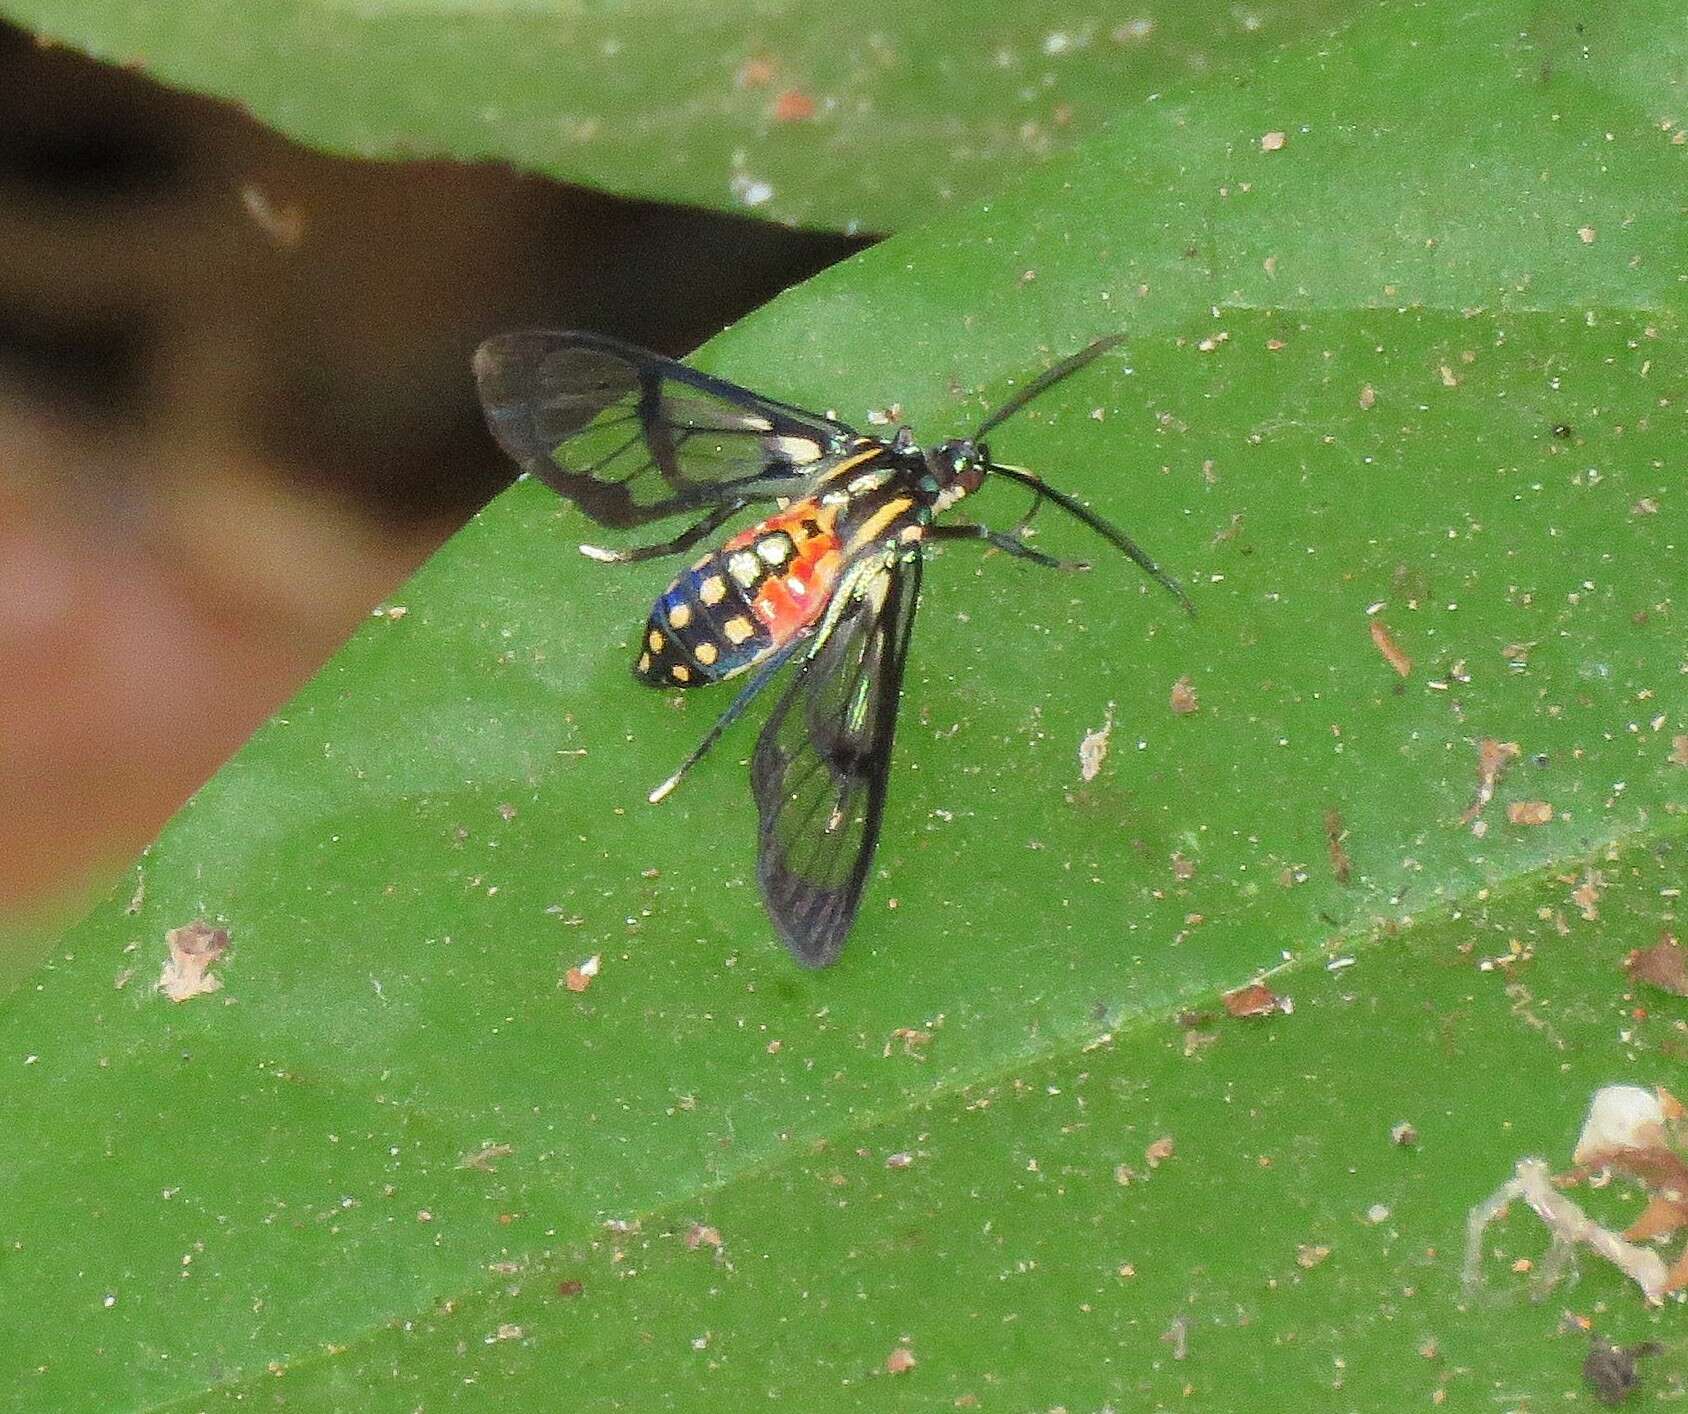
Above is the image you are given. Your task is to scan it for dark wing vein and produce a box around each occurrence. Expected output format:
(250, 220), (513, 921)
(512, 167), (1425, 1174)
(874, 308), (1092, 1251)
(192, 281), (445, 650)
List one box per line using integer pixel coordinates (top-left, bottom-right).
(474, 330), (857, 529)
(751, 548), (924, 966)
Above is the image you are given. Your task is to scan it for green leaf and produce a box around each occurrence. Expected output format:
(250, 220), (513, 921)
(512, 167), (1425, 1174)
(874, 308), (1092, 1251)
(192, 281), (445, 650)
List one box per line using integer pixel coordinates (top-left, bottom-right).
(4, 1), (1685, 1406)
(3, 0), (1352, 230)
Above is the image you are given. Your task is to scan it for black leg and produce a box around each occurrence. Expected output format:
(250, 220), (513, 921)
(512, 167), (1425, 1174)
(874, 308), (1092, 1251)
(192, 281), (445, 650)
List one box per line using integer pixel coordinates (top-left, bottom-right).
(580, 501), (744, 564)
(647, 632), (811, 802)
(928, 522), (1090, 572)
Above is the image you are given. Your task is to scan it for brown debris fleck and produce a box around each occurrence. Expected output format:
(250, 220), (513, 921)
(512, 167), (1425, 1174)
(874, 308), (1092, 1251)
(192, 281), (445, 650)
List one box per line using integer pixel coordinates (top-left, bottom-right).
(1224, 982), (1288, 1018)
(1460, 738), (1521, 827)
(1626, 934), (1688, 997)
(1169, 676), (1199, 715)
(1570, 873), (1602, 921)
(1671, 735), (1688, 767)
(1183, 1026), (1218, 1058)
(885, 1345), (917, 1374)
(1296, 1243), (1331, 1269)
(884, 1027), (932, 1059)
(564, 954), (601, 992)
(1368, 619), (1412, 677)
(1323, 808), (1352, 884)
(772, 89), (816, 122)
(1144, 1135), (1176, 1167)
(158, 920), (231, 1002)
(736, 56), (775, 88)
(1259, 130), (1287, 151)
(1508, 800), (1553, 826)
(685, 1223), (723, 1251)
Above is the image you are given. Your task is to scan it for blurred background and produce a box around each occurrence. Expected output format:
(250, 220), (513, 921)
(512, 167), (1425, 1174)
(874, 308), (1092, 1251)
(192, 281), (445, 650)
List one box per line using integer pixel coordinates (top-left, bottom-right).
(0, 21), (864, 966)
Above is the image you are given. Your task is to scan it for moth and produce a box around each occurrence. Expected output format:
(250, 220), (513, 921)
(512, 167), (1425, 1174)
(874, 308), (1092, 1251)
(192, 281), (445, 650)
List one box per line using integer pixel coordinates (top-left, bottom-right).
(475, 331), (1186, 966)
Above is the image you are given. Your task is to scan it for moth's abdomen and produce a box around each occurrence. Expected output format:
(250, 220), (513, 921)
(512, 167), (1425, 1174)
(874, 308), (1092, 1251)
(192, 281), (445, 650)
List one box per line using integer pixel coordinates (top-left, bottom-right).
(634, 501), (844, 687)
(635, 562), (768, 687)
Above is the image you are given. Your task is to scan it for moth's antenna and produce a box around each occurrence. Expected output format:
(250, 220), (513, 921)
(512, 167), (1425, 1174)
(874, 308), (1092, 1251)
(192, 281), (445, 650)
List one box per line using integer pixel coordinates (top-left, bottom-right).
(970, 334), (1126, 441)
(988, 463), (1194, 615)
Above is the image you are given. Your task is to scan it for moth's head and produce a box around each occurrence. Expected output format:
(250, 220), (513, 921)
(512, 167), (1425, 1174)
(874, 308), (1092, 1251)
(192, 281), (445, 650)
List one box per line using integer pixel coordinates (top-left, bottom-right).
(929, 437), (987, 496)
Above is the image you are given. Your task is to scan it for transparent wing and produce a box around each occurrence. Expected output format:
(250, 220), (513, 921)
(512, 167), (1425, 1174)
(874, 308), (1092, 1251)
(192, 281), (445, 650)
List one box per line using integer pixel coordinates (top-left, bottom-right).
(751, 548), (924, 967)
(474, 330), (857, 529)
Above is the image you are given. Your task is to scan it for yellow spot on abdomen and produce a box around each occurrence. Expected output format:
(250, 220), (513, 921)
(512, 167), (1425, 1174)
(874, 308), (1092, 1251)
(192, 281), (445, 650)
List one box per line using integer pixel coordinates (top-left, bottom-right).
(670, 663), (691, 683)
(699, 575), (727, 605)
(695, 641), (719, 666)
(724, 616), (755, 645)
(729, 551), (761, 587)
(668, 602), (692, 629)
(648, 629), (664, 652)
(638, 652), (651, 673)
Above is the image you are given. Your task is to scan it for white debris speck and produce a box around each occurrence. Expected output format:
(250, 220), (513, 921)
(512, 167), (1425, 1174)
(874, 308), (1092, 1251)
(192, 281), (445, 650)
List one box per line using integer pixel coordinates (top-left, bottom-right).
(1079, 703), (1116, 781)
(729, 173), (774, 207)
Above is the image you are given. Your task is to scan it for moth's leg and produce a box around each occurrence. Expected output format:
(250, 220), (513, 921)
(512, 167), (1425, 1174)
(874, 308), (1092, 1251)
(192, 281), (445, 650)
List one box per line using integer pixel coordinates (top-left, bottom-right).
(927, 521), (1089, 572)
(581, 501), (745, 564)
(647, 634), (810, 803)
